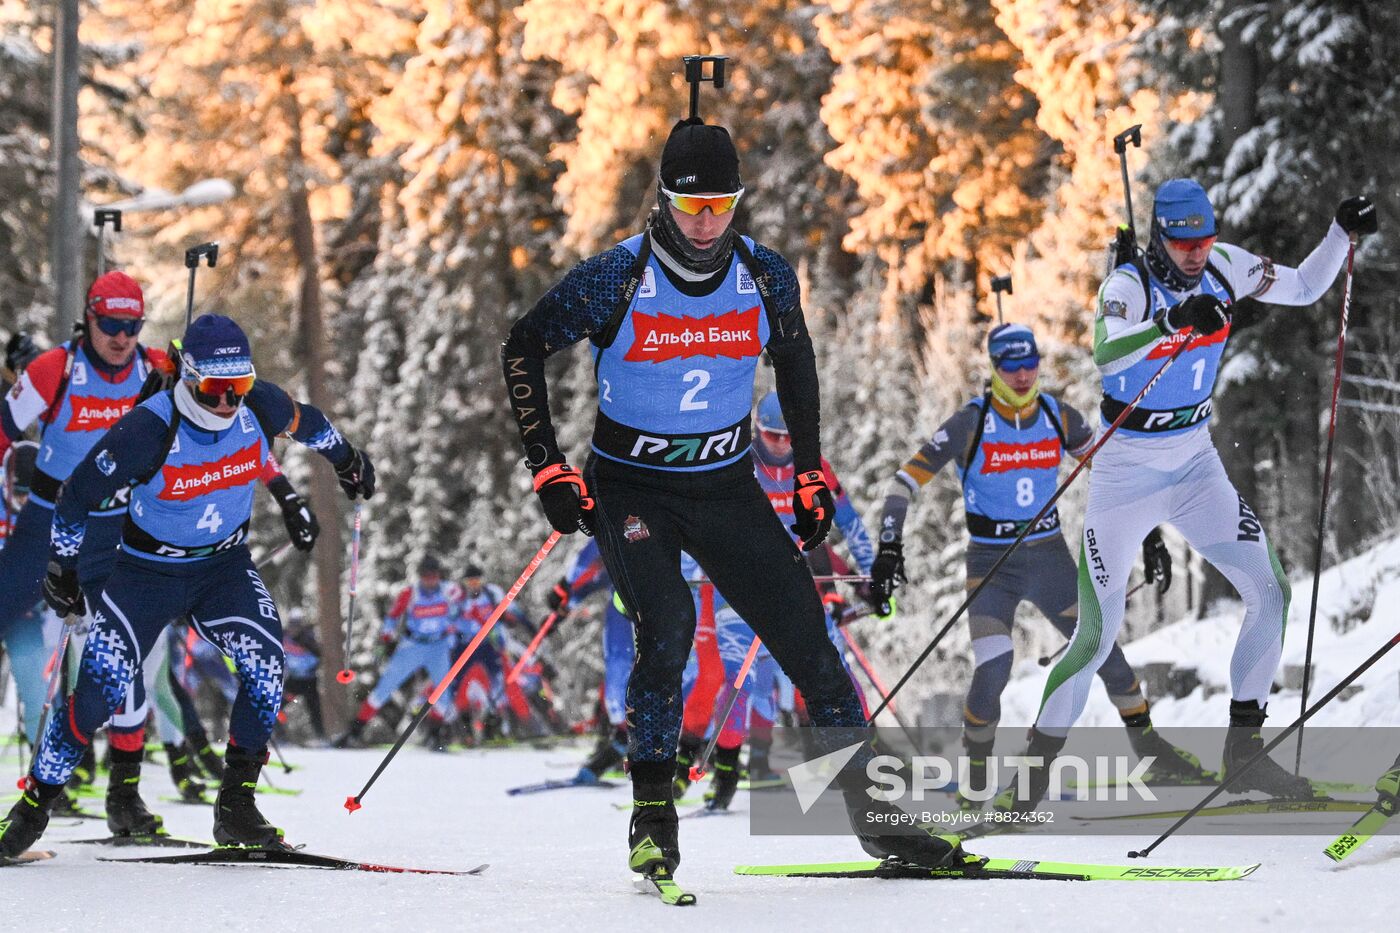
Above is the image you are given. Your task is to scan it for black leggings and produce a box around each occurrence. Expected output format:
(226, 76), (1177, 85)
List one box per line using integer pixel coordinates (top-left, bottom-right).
(585, 455), (864, 765)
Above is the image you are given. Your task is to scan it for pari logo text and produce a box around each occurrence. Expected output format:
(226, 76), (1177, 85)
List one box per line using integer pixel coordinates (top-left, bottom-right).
(626, 308), (761, 363)
(66, 395), (135, 432)
(158, 443), (263, 501)
(979, 438), (1061, 474)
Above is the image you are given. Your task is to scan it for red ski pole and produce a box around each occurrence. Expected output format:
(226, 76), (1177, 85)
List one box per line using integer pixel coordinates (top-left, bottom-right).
(689, 636), (762, 781)
(506, 610), (561, 685)
(345, 531), (562, 811)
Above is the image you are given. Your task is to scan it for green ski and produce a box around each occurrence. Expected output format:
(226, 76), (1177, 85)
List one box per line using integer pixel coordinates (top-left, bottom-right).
(1075, 798), (1370, 822)
(735, 856), (1258, 882)
(1323, 798), (1397, 863)
(634, 867), (698, 905)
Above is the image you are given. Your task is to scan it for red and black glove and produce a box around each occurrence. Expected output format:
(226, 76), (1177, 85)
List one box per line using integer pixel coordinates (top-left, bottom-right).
(791, 470), (834, 551)
(533, 463), (595, 536)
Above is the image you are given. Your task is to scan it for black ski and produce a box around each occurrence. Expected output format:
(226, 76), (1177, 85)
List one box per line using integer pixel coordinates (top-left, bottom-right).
(70, 833), (211, 849)
(100, 845), (488, 876)
(0, 849), (56, 868)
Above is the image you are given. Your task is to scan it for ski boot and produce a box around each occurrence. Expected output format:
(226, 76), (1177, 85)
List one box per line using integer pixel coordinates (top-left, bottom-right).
(106, 752), (164, 837)
(331, 719), (368, 749)
(480, 710), (505, 744)
(628, 763), (679, 874)
(423, 714), (453, 753)
(703, 746), (741, 811)
(213, 746), (284, 848)
(1122, 712), (1214, 783)
(746, 748), (782, 785)
(165, 743), (209, 803)
(67, 743), (98, 794)
(991, 728), (1064, 816)
(673, 734), (704, 797)
(0, 777), (64, 858)
(956, 736), (996, 813)
(576, 725), (626, 785)
(840, 782), (980, 868)
(1220, 701), (1315, 799)
(194, 743), (225, 780)
(1374, 763), (1400, 814)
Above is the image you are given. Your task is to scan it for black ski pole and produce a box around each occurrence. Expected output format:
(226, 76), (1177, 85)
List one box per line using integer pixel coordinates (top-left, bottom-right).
(269, 735), (294, 775)
(183, 242), (219, 329)
(1296, 233), (1358, 775)
(27, 614), (78, 774)
(868, 338), (1194, 721)
(336, 503), (363, 686)
(1129, 625), (1400, 859)
(991, 275), (1012, 326)
(1038, 581), (1148, 666)
(94, 209), (121, 278)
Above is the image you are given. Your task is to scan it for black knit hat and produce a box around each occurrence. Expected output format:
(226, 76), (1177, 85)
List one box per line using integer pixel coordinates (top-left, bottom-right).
(659, 118), (741, 194)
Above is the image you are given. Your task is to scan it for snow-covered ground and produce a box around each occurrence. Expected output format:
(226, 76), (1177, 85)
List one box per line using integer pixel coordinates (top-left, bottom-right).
(6, 536), (1400, 928)
(3, 740), (1398, 931)
(997, 532), (1400, 732)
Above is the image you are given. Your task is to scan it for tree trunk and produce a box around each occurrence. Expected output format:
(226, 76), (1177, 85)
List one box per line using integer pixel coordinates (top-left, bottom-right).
(1219, 9), (1259, 150)
(281, 80), (350, 731)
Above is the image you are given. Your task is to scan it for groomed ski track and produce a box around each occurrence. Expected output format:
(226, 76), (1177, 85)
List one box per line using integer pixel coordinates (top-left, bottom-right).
(3, 744), (1396, 931)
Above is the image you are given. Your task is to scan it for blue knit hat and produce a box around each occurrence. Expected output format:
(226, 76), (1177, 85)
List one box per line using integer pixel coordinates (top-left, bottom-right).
(755, 390), (787, 434)
(1153, 179), (1216, 239)
(988, 323), (1039, 368)
(179, 314), (253, 379)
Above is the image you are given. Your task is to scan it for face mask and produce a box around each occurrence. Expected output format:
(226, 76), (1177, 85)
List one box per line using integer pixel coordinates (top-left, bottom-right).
(990, 371), (1040, 411)
(650, 185), (737, 276)
(174, 379), (240, 431)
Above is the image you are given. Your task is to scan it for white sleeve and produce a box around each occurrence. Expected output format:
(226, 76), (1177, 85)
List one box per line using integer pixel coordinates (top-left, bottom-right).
(1213, 222), (1351, 307)
(4, 371), (51, 432)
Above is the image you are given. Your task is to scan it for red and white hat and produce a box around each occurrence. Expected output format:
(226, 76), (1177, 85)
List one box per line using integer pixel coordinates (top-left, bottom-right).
(86, 271), (145, 318)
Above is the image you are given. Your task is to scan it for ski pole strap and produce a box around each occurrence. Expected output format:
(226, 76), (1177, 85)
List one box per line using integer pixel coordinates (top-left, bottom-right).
(795, 470), (829, 519)
(532, 463), (594, 509)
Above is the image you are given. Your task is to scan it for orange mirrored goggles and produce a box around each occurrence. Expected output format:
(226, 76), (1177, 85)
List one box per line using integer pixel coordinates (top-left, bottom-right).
(192, 374), (256, 398)
(1164, 234), (1217, 252)
(661, 187), (745, 216)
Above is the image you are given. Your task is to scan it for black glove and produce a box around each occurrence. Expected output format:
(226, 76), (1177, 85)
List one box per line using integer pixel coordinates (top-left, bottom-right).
(269, 476), (319, 552)
(545, 579), (570, 612)
(869, 540), (906, 616)
(1141, 527), (1172, 595)
(791, 470), (834, 551)
(334, 446), (376, 500)
(1162, 293), (1229, 336)
(43, 561), (86, 617)
(1335, 196), (1378, 237)
(4, 331), (39, 377)
(532, 463), (595, 536)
